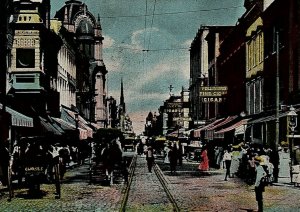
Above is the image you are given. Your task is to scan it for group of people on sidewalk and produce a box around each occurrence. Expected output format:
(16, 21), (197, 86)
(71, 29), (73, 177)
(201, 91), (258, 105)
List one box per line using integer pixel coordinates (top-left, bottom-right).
(142, 139), (280, 212)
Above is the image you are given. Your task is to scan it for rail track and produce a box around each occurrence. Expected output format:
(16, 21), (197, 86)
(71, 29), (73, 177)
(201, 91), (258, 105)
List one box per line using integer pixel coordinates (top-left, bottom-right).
(119, 155), (180, 212)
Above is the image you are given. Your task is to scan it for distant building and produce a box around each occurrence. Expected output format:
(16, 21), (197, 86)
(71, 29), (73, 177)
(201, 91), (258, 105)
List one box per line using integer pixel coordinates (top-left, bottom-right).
(158, 87), (190, 136)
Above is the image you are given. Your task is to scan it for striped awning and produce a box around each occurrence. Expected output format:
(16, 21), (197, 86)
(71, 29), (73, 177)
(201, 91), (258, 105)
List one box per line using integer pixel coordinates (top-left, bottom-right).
(61, 107), (93, 139)
(65, 110), (93, 138)
(39, 116), (63, 136)
(52, 117), (88, 140)
(90, 122), (100, 130)
(193, 118), (225, 138)
(214, 119), (249, 138)
(205, 116), (238, 140)
(3, 105), (33, 127)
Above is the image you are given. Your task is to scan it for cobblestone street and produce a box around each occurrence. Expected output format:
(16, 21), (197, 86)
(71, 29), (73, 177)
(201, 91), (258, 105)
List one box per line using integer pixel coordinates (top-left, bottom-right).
(0, 164), (124, 212)
(1, 155), (300, 211)
(156, 157), (300, 212)
(126, 156), (172, 211)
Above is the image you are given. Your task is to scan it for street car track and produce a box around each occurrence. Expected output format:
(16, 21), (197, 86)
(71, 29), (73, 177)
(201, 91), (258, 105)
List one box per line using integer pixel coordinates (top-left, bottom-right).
(119, 156), (180, 212)
(119, 154), (137, 212)
(153, 163), (180, 212)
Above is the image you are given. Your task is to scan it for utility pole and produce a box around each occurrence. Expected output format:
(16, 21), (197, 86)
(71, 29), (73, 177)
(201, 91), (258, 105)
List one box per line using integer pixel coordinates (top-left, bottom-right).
(274, 30), (280, 183)
(275, 30), (280, 150)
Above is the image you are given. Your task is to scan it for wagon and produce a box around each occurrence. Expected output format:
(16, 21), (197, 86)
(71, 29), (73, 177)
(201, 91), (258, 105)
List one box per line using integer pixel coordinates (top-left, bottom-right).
(6, 136), (62, 200)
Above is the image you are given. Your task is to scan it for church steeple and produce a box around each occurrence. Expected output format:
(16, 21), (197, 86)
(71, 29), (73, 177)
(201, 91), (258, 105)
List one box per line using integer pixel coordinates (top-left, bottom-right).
(120, 78), (125, 114)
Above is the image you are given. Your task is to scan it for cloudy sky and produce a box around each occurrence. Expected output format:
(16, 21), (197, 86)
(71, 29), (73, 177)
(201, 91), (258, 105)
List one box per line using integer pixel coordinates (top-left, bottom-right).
(51, 0), (245, 134)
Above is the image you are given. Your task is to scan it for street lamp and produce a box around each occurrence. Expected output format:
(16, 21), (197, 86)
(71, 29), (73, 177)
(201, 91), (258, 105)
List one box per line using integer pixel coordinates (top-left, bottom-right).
(287, 106), (298, 183)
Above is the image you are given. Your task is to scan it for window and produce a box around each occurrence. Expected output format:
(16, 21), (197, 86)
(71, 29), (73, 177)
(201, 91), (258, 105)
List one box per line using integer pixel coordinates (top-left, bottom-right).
(16, 48), (35, 68)
(16, 76), (35, 83)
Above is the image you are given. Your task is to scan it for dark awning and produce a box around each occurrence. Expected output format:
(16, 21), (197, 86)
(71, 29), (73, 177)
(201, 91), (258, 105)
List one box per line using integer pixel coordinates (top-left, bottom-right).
(248, 108), (300, 124)
(0, 103), (33, 127)
(39, 116), (64, 136)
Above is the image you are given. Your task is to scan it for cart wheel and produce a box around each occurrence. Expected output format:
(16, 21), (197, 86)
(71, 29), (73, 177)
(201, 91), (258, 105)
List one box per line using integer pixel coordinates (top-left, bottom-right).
(54, 164), (61, 199)
(7, 165), (14, 201)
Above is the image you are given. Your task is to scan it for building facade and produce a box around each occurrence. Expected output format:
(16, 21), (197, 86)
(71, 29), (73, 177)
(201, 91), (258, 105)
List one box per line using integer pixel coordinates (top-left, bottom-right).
(8, 0), (61, 116)
(51, 20), (77, 110)
(189, 26), (209, 127)
(55, 0), (108, 127)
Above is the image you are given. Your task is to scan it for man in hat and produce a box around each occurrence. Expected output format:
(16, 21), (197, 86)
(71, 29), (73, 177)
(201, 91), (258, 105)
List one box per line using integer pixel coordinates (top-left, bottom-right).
(146, 146), (154, 172)
(254, 156), (267, 212)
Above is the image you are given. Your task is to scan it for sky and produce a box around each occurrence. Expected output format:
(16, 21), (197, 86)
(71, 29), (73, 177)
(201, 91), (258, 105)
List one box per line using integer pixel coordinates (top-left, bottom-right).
(50, 0), (245, 134)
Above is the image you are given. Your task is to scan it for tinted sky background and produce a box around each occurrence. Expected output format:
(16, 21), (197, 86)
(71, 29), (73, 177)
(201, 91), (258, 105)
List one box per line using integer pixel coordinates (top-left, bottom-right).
(50, 0), (245, 134)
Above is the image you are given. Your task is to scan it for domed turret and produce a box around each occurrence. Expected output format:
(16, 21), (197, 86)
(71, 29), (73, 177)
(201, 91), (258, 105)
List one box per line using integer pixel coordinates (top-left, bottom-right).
(76, 18), (94, 39)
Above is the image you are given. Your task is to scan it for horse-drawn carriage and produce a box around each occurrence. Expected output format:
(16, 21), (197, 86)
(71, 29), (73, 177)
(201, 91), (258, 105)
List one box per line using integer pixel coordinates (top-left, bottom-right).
(2, 136), (64, 200)
(89, 128), (129, 185)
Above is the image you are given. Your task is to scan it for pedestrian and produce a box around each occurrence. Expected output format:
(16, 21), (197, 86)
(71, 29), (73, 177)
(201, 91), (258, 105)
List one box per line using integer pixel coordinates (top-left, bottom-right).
(164, 143), (171, 164)
(229, 147), (242, 177)
(169, 144), (178, 174)
(247, 154), (256, 185)
(198, 147), (209, 171)
(137, 140), (144, 155)
(0, 144), (9, 186)
(223, 149), (232, 181)
(254, 156), (267, 212)
(146, 146), (154, 172)
(178, 142), (183, 166)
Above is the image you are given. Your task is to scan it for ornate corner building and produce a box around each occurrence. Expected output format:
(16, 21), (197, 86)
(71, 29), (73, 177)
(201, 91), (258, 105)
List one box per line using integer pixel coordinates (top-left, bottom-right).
(7, 0), (61, 115)
(55, 0), (108, 127)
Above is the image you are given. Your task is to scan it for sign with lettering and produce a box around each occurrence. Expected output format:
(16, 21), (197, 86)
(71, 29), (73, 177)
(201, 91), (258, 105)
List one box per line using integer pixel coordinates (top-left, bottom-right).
(201, 97), (225, 103)
(199, 86), (228, 97)
(165, 102), (182, 109)
(15, 30), (39, 36)
(25, 166), (44, 173)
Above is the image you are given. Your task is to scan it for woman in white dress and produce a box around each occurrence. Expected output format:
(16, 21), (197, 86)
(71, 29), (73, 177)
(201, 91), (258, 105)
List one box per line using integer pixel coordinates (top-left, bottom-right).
(164, 144), (171, 164)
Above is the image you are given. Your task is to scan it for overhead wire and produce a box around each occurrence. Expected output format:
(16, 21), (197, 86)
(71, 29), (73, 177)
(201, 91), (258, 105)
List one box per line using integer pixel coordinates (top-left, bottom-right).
(99, 6), (243, 19)
(111, 46), (188, 51)
(142, 0), (148, 95)
(147, 0), (157, 51)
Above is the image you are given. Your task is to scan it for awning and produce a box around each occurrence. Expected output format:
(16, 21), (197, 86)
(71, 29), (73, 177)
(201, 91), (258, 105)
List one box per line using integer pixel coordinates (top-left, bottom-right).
(67, 110), (93, 138)
(4, 105), (33, 127)
(205, 116), (238, 140)
(214, 119), (249, 138)
(90, 122), (100, 130)
(193, 118), (225, 138)
(183, 128), (194, 136)
(167, 128), (185, 137)
(247, 108), (300, 124)
(61, 107), (93, 138)
(52, 117), (88, 140)
(39, 116), (63, 136)
(52, 117), (76, 131)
